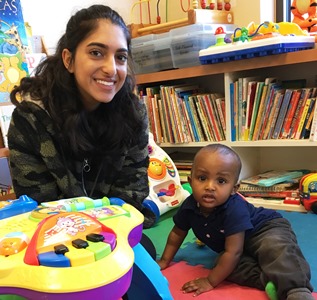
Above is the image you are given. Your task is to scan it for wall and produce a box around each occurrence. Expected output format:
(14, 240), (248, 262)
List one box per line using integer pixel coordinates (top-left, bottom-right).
(21, 0), (274, 54)
(21, 0), (135, 54)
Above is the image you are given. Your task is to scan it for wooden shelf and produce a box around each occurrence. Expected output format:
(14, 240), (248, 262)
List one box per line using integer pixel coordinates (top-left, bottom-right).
(136, 48), (317, 84)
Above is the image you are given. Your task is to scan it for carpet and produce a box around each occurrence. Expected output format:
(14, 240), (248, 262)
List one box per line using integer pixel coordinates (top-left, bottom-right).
(145, 209), (317, 299)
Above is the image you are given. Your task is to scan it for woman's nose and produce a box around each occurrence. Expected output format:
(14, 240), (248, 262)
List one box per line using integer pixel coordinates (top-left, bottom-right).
(101, 56), (116, 76)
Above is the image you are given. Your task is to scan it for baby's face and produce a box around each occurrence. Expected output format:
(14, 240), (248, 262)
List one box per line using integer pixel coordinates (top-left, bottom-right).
(188, 150), (239, 214)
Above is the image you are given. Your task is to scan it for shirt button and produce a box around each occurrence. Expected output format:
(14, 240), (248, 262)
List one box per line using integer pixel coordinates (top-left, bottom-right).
(206, 234), (210, 238)
(204, 223), (208, 226)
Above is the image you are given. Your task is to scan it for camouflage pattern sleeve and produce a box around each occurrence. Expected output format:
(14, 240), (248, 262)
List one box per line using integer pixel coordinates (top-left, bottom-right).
(8, 105), (61, 202)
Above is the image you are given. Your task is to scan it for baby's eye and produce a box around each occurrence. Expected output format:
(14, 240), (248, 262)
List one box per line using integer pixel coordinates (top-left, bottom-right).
(198, 175), (207, 181)
(218, 178), (227, 184)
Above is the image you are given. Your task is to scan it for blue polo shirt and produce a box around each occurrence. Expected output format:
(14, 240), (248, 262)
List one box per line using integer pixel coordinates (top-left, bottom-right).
(173, 193), (282, 253)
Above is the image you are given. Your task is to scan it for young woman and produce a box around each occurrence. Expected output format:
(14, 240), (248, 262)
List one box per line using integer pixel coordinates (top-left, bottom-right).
(8, 5), (156, 228)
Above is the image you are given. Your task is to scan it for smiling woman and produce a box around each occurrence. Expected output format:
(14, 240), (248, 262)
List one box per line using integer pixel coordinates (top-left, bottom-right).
(7, 4), (157, 229)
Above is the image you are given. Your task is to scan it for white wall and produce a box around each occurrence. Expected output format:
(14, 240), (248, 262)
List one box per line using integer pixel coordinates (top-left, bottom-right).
(21, 0), (135, 54)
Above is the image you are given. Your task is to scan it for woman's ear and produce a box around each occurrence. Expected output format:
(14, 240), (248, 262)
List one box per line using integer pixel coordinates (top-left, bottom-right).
(62, 49), (74, 72)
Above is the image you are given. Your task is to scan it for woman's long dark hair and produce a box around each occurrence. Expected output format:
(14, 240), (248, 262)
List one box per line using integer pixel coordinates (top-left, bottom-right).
(10, 5), (143, 159)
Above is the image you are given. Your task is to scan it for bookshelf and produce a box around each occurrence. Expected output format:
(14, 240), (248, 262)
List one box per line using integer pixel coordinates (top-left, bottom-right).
(136, 48), (317, 212)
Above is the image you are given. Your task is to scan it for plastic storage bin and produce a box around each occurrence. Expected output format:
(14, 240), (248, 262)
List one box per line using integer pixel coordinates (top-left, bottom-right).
(170, 23), (236, 68)
(131, 34), (160, 74)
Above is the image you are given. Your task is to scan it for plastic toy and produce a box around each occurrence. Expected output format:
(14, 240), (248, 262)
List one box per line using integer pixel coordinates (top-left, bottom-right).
(0, 195), (38, 220)
(291, 0), (317, 35)
(0, 196), (173, 299)
(143, 133), (191, 222)
(199, 24), (315, 65)
(299, 173), (317, 214)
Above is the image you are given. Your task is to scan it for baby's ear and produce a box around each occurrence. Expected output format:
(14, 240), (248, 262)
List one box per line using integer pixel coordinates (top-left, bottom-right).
(231, 183), (240, 195)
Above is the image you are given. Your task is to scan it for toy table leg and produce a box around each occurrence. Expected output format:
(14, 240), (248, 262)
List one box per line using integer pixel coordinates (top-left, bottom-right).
(126, 243), (173, 300)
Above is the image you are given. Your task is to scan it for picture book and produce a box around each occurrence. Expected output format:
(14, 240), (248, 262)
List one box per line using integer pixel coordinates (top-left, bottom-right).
(309, 98), (317, 141)
(244, 80), (258, 140)
(0, 156), (13, 195)
(280, 89), (301, 138)
(240, 76), (259, 140)
(240, 170), (305, 187)
(299, 97), (316, 139)
(294, 97), (315, 139)
(0, 103), (15, 147)
(229, 82), (236, 141)
(0, 0), (29, 103)
(271, 88), (293, 139)
(248, 81), (264, 140)
(289, 88), (313, 139)
(252, 79), (278, 141)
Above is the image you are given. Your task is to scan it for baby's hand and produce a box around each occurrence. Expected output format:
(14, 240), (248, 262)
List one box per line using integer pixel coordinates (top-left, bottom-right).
(181, 277), (214, 297)
(157, 259), (169, 270)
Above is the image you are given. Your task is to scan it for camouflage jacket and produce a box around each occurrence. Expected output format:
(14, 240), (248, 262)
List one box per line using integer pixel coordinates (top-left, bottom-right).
(8, 98), (149, 209)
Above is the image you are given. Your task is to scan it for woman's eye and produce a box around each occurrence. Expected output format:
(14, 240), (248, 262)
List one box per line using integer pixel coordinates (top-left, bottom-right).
(117, 54), (128, 62)
(90, 50), (102, 57)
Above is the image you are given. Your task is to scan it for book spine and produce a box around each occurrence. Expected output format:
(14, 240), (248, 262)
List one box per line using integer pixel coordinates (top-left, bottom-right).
(204, 94), (221, 141)
(271, 89), (292, 139)
(299, 98), (316, 139)
(309, 99), (317, 141)
(294, 98), (313, 139)
(281, 90), (301, 139)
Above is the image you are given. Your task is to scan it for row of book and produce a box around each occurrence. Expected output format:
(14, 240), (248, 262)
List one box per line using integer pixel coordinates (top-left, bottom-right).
(230, 76), (317, 141)
(139, 84), (226, 144)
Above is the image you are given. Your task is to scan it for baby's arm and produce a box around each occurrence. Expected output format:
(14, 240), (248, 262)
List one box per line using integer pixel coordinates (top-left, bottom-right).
(157, 225), (187, 270)
(182, 231), (245, 296)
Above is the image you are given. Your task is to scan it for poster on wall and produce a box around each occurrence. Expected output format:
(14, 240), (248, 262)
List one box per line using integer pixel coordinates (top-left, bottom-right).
(0, 0), (29, 103)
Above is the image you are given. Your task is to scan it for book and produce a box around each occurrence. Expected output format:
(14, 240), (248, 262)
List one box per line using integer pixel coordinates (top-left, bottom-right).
(215, 97), (226, 134)
(208, 93), (226, 140)
(289, 88), (313, 139)
(239, 181), (298, 192)
(241, 170), (305, 187)
(252, 79), (278, 141)
(157, 98), (168, 143)
(244, 80), (258, 140)
(194, 95), (213, 141)
(266, 90), (285, 139)
(0, 156), (13, 195)
(309, 98), (317, 141)
(258, 85), (282, 140)
(240, 190), (300, 199)
(299, 98), (316, 139)
(271, 88), (293, 139)
(240, 77), (259, 140)
(0, 0), (29, 102)
(229, 82), (236, 141)
(184, 94), (199, 142)
(280, 89), (301, 139)
(248, 81), (265, 140)
(188, 95), (204, 141)
(0, 103), (15, 147)
(294, 97), (315, 139)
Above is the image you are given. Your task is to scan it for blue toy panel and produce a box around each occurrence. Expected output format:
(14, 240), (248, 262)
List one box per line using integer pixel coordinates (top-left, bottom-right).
(199, 37), (315, 65)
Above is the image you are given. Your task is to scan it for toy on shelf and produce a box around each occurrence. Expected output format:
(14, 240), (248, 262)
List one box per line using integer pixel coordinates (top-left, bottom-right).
(143, 133), (191, 222)
(0, 196), (173, 300)
(299, 173), (317, 214)
(0, 194), (37, 219)
(291, 0), (317, 40)
(199, 21), (315, 65)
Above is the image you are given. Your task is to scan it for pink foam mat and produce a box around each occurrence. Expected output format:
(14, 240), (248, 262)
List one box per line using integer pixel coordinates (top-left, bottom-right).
(162, 261), (317, 300)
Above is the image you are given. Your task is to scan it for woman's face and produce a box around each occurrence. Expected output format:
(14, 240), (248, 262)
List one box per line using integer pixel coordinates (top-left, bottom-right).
(62, 19), (128, 111)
